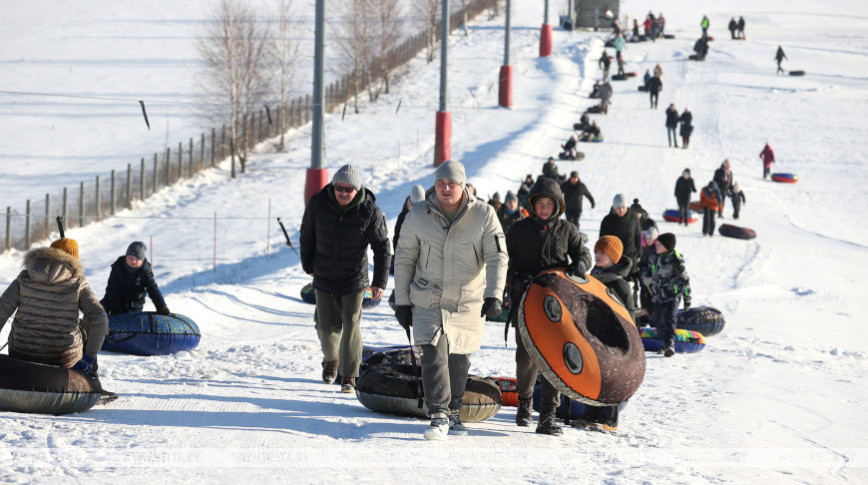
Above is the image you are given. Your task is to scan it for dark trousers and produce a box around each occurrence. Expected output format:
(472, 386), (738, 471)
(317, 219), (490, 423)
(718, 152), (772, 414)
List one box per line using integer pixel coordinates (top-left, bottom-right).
(703, 207), (716, 236)
(315, 289), (365, 378)
(565, 210), (581, 229)
(650, 92), (659, 108)
(763, 166), (771, 178)
(718, 194), (727, 217)
(732, 198), (742, 219)
(421, 334), (471, 417)
(652, 299), (679, 347)
(730, 29), (736, 39)
(583, 403), (619, 427)
(515, 329), (560, 413)
(667, 126), (678, 146)
(677, 199), (690, 225)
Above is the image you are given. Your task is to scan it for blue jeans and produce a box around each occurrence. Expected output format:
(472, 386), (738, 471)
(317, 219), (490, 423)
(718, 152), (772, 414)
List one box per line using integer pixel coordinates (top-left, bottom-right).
(667, 126), (678, 146)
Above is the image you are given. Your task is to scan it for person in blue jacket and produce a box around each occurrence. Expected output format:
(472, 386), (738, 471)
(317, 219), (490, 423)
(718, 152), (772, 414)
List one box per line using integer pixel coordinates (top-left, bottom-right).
(100, 241), (170, 316)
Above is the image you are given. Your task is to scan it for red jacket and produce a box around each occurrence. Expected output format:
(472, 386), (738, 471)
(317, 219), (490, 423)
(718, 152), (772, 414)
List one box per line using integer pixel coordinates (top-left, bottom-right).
(760, 144), (775, 166)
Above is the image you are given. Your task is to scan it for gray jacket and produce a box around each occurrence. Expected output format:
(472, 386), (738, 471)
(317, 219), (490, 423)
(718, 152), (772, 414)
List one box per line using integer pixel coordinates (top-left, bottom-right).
(394, 187), (508, 353)
(0, 247), (108, 367)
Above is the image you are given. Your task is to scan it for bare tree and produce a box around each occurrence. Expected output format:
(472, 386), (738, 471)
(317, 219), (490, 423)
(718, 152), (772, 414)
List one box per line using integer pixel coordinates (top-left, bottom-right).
(197, 0), (272, 177)
(332, 0), (374, 113)
(414, 0), (440, 63)
(273, 0), (301, 151)
(372, 0), (403, 94)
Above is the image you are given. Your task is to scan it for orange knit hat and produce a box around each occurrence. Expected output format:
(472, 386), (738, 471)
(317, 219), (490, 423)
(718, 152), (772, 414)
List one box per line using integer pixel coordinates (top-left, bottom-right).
(50, 238), (79, 260)
(594, 236), (623, 264)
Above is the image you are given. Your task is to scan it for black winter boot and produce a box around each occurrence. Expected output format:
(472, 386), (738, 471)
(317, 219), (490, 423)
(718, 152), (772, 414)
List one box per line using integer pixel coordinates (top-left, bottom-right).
(516, 398), (532, 427)
(536, 409), (564, 436)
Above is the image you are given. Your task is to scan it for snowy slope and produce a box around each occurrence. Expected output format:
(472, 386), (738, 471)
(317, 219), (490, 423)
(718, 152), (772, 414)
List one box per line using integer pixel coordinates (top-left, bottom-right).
(1, 0), (867, 483)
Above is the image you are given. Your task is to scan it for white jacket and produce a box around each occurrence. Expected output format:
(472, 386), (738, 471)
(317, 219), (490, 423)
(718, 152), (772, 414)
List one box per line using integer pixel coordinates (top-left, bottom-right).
(394, 188), (507, 353)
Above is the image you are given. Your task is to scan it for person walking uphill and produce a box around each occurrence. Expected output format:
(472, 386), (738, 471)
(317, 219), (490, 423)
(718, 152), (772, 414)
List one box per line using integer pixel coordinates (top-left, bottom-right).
(641, 233), (691, 357)
(760, 142), (775, 179)
(775, 45), (788, 73)
(700, 15), (710, 37)
(599, 194), (642, 282)
(674, 169), (697, 226)
(300, 164), (391, 393)
(647, 74), (662, 109)
(665, 104), (679, 147)
(0, 238), (108, 377)
(560, 171), (595, 230)
(713, 160), (734, 217)
(101, 241), (170, 316)
(679, 108), (694, 148)
(393, 160), (508, 441)
(699, 181), (722, 237)
(728, 17), (737, 39)
(505, 177), (591, 436)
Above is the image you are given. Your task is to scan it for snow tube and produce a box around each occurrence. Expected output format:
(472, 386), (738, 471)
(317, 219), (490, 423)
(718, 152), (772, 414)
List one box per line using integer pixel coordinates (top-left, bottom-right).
(771, 173), (798, 183)
(300, 282), (316, 304)
(624, 72), (637, 77)
(789, 70), (806, 76)
(361, 345), (421, 371)
(300, 284), (380, 308)
(718, 223), (757, 240)
(587, 105), (603, 114)
(677, 306), (726, 337)
(663, 34), (676, 39)
(517, 270), (645, 405)
(355, 366), (502, 422)
(102, 312), (200, 356)
(637, 85), (648, 92)
(640, 327), (706, 353)
(486, 376), (518, 407)
(662, 209), (697, 224)
(611, 74), (627, 81)
(558, 151), (585, 161)
(0, 355), (102, 415)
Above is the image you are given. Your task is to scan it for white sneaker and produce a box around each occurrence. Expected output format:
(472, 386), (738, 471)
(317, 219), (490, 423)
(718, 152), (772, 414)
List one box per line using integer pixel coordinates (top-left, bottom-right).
(423, 413), (449, 441)
(448, 411), (468, 436)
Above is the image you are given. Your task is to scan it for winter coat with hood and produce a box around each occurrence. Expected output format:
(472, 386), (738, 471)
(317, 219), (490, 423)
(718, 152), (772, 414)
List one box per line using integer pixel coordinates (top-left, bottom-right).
(497, 204), (525, 234)
(647, 76), (662, 94)
(392, 197), (412, 251)
(0, 247), (108, 367)
(713, 164), (733, 196)
(542, 161), (560, 180)
(599, 207), (642, 271)
(394, 186), (508, 354)
(300, 184), (391, 296)
(590, 258), (636, 318)
(641, 249), (691, 305)
(679, 111), (694, 137)
(674, 175), (697, 203)
(560, 179), (595, 214)
(506, 178), (591, 290)
(760, 144), (775, 167)
(101, 256), (167, 315)
(700, 183), (723, 210)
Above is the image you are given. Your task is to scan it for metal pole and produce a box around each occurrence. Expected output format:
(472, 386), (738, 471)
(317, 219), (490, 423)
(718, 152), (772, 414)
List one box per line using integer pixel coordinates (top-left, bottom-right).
(45, 193), (50, 236)
(504, 0), (511, 66)
(267, 198), (272, 255)
(25, 200), (31, 248)
(311, 0), (325, 170)
(544, 0), (549, 24)
(110, 171), (116, 216)
(5, 206), (11, 250)
(439, 0), (449, 113)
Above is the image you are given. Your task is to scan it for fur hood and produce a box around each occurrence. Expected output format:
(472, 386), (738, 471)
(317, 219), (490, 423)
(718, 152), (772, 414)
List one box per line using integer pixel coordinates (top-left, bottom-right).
(23, 247), (84, 283)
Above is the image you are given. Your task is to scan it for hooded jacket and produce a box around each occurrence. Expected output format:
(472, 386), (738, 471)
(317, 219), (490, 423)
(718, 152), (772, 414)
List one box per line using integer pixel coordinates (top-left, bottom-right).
(300, 184), (391, 296)
(590, 258), (636, 318)
(641, 250), (691, 304)
(700, 183), (723, 210)
(394, 186), (508, 353)
(101, 256), (167, 314)
(674, 175), (697, 203)
(0, 247), (108, 367)
(560, 178), (595, 214)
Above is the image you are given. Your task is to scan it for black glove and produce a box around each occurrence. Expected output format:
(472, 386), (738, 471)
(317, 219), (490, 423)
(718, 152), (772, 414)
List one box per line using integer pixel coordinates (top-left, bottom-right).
(481, 297), (502, 319)
(683, 299), (691, 310)
(157, 306), (171, 315)
(395, 305), (413, 331)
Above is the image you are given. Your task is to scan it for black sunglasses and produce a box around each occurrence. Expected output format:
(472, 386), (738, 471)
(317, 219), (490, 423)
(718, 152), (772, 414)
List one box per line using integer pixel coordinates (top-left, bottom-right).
(334, 185), (356, 194)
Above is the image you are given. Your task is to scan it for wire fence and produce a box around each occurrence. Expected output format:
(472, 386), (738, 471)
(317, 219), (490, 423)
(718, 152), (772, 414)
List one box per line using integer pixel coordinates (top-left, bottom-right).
(3, 0), (498, 253)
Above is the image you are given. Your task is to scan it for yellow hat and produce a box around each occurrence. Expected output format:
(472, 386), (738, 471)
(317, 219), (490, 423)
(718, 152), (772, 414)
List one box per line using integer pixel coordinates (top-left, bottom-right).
(594, 236), (623, 264)
(50, 238), (79, 260)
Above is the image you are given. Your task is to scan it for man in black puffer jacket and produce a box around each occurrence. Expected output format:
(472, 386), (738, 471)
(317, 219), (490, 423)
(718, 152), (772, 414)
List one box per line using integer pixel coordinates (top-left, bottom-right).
(101, 241), (169, 316)
(505, 177), (591, 436)
(560, 171), (595, 230)
(300, 165), (391, 393)
(599, 194), (642, 276)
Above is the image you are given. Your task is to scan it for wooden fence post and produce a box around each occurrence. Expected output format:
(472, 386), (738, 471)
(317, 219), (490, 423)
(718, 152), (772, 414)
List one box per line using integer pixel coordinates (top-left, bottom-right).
(45, 194), (51, 237)
(95, 176), (101, 221)
(165, 147), (171, 187)
(79, 182), (85, 227)
(5, 206), (11, 251)
(110, 170), (116, 216)
(25, 200), (31, 248)
(153, 153), (158, 195)
(140, 158), (146, 200)
(127, 163), (132, 208)
(62, 187), (68, 224)
(211, 128), (216, 166)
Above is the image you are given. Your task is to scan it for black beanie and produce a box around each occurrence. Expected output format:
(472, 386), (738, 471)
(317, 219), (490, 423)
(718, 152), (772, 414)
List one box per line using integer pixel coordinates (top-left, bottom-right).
(657, 233), (676, 252)
(126, 241), (147, 260)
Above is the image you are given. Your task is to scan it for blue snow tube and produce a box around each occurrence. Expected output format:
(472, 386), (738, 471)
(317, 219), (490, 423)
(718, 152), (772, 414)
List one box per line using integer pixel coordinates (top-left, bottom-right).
(0, 355), (102, 415)
(101, 312), (200, 356)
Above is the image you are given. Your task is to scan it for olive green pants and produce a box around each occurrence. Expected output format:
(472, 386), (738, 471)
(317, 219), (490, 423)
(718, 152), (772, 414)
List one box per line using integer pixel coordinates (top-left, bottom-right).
(315, 289), (365, 378)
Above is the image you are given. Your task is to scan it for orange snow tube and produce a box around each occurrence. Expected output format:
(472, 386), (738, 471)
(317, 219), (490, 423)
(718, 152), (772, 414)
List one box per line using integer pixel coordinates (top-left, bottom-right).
(517, 269), (645, 405)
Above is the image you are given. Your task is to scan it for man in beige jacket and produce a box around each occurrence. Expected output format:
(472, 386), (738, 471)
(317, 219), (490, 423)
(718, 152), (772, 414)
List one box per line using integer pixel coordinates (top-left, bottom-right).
(394, 160), (508, 440)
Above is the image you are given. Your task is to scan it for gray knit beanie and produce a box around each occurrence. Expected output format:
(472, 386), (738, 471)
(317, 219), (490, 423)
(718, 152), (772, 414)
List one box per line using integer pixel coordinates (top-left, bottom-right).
(409, 184), (426, 204)
(612, 193), (627, 208)
(505, 191), (518, 203)
(126, 241), (147, 260)
(433, 160), (466, 186)
(332, 164), (362, 190)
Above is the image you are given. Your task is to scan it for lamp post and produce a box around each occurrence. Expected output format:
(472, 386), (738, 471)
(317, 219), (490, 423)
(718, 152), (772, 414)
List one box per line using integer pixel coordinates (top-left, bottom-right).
(305, 0), (328, 203)
(434, 0), (451, 166)
(540, 0), (552, 57)
(498, 0), (512, 107)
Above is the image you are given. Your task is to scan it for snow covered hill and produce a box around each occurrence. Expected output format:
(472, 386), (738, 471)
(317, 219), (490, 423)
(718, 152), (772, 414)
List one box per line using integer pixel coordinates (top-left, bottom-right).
(1, 0), (866, 483)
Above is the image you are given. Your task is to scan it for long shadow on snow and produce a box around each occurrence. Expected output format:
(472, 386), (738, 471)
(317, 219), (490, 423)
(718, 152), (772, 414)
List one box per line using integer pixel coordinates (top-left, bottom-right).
(161, 247), (299, 295)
